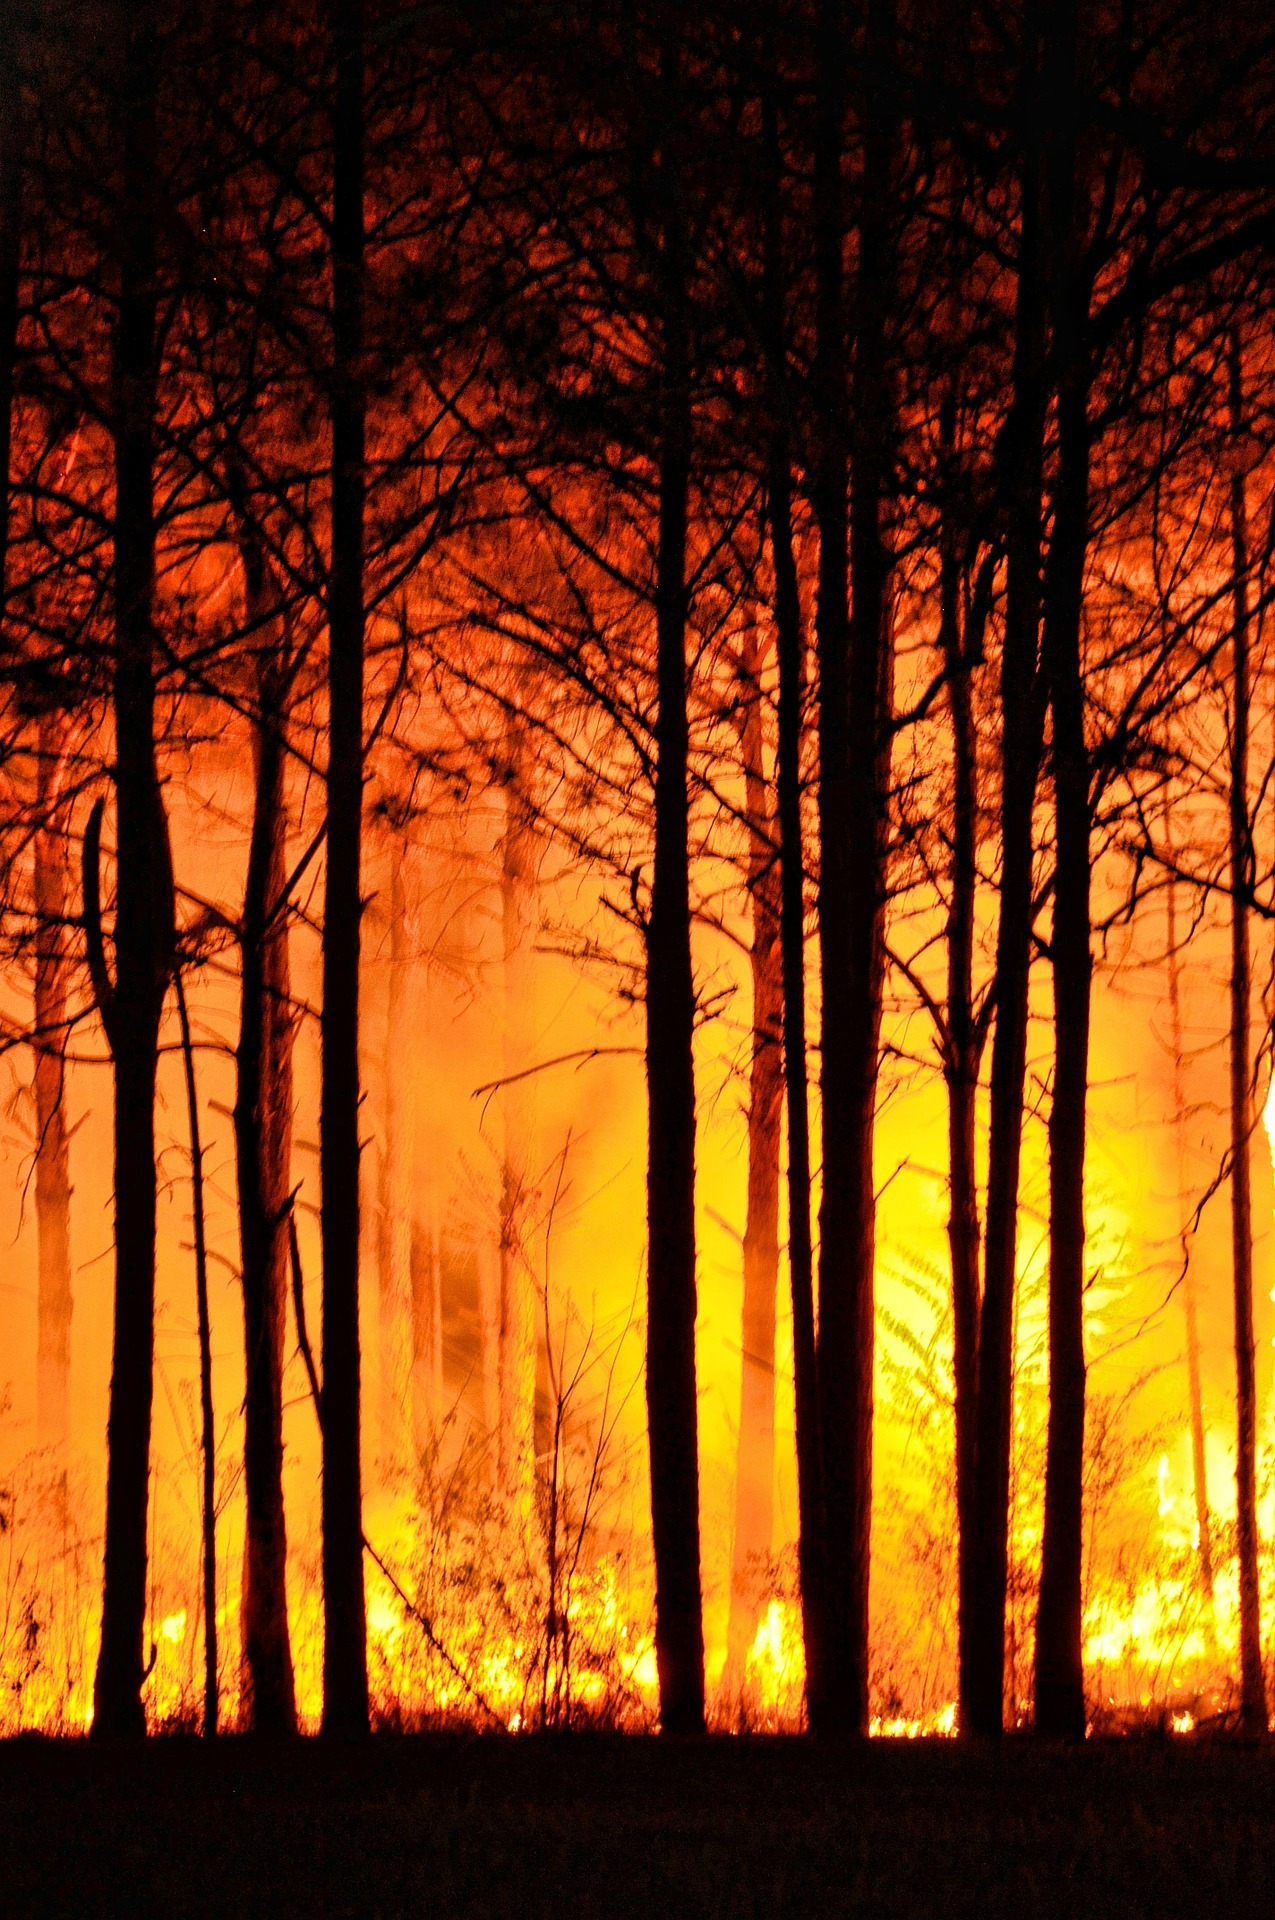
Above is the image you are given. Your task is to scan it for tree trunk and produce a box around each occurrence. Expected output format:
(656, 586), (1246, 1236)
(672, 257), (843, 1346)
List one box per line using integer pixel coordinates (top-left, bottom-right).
(1034, 0), (1091, 1734)
(815, 0), (896, 1735)
(499, 711), (538, 1533)
(1164, 833), (1216, 1632)
(725, 619), (782, 1696)
(375, 850), (413, 1475)
(175, 972), (218, 1738)
(0, 16), (21, 612)
(761, 28), (826, 1720)
(966, 0), (1048, 1739)
(1227, 327), (1266, 1737)
(34, 713), (73, 1455)
(233, 542), (297, 1736)
(321, 0), (369, 1738)
(810, 0), (853, 1739)
(91, 4), (174, 1742)
(644, 36), (705, 1738)
(938, 410), (982, 1705)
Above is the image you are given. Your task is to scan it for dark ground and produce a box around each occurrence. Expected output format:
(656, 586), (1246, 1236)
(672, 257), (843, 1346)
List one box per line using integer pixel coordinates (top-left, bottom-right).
(2, 1732), (1274, 1917)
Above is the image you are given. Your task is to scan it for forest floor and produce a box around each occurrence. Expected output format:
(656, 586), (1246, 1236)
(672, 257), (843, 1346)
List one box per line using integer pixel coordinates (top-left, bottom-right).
(2, 1731), (1273, 1917)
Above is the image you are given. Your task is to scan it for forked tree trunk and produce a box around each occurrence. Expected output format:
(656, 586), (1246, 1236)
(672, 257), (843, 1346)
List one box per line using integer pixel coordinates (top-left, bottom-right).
(966, 0), (1048, 1739)
(91, 5), (175, 1742)
(761, 26), (825, 1718)
(938, 412), (983, 1698)
(1034, 0), (1091, 1736)
(498, 711), (538, 1532)
(233, 543), (297, 1735)
(725, 619), (783, 1695)
(34, 713), (73, 1455)
(321, 0), (369, 1737)
(1227, 328), (1266, 1737)
(644, 35), (705, 1737)
(1164, 838), (1216, 1630)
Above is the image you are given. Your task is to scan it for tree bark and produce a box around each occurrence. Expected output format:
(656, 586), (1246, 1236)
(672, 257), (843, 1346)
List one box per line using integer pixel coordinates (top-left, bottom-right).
(814, 0), (896, 1735)
(1227, 327), (1266, 1736)
(1034, 0), (1091, 1735)
(725, 618), (782, 1695)
(761, 26), (826, 1721)
(810, 0), (853, 1738)
(643, 34), (705, 1738)
(375, 849), (413, 1474)
(92, 0), (175, 1741)
(175, 972), (219, 1738)
(321, 0), (369, 1737)
(965, 0), (1048, 1739)
(34, 713), (73, 1455)
(233, 540), (297, 1736)
(1164, 832), (1216, 1631)
(938, 408), (983, 1706)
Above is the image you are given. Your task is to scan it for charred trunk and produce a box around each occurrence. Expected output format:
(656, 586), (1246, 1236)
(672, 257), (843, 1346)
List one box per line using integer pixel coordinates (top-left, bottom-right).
(321, 0), (369, 1737)
(1227, 329), (1266, 1736)
(938, 415), (983, 1700)
(1164, 840), (1216, 1624)
(92, 4), (175, 1740)
(34, 714), (73, 1455)
(725, 620), (782, 1694)
(233, 546), (297, 1736)
(375, 850), (413, 1473)
(814, 0), (896, 1735)
(966, 0), (1047, 1738)
(1034, 13), (1091, 1730)
(644, 40), (705, 1737)
(761, 34), (826, 1718)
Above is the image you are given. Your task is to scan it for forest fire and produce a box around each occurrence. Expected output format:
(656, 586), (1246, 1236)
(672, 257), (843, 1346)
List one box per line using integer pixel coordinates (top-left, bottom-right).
(4, 0), (1275, 1863)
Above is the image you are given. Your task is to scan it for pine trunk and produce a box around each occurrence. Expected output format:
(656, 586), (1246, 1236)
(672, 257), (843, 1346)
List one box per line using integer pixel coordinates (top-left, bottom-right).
(725, 621), (782, 1695)
(34, 713), (73, 1455)
(321, 0), (369, 1737)
(375, 854), (413, 1474)
(815, 0), (895, 1735)
(1227, 329), (1266, 1736)
(233, 547), (297, 1736)
(761, 36), (825, 1717)
(644, 39), (705, 1737)
(92, 4), (174, 1740)
(1164, 842), (1216, 1625)
(939, 431), (982, 1701)
(966, 0), (1047, 1738)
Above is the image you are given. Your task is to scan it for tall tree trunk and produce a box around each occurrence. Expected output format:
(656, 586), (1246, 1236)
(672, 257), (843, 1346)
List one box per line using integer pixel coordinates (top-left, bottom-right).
(966, 0), (1048, 1738)
(175, 972), (218, 1738)
(0, 7), (21, 613)
(1164, 833), (1216, 1631)
(321, 0), (369, 1738)
(815, 0), (896, 1735)
(644, 36), (705, 1738)
(1034, 0), (1091, 1736)
(761, 23), (825, 1720)
(725, 619), (783, 1694)
(939, 408), (983, 1703)
(810, 0), (853, 1738)
(233, 543), (297, 1736)
(34, 713), (73, 1455)
(1227, 327), (1266, 1736)
(499, 710), (538, 1532)
(375, 849), (413, 1473)
(92, 2), (175, 1740)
